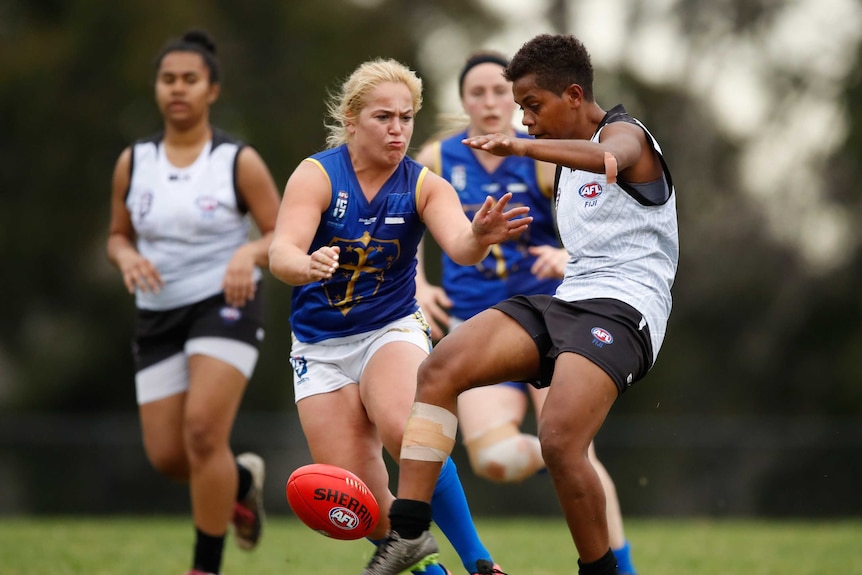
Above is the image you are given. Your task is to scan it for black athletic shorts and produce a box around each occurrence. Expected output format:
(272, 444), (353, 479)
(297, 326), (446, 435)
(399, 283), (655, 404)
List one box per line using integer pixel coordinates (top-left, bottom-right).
(491, 295), (653, 394)
(132, 287), (265, 372)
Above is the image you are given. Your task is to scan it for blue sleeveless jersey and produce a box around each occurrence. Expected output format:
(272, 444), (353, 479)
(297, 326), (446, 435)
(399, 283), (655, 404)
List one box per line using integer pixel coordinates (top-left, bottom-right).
(436, 131), (560, 319)
(290, 145), (427, 343)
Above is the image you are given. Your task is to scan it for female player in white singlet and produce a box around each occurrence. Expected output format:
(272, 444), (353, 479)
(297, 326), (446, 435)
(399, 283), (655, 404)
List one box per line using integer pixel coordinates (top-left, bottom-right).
(413, 50), (639, 575)
(106, 30), (281, 575)
(365, 34), (678, 575)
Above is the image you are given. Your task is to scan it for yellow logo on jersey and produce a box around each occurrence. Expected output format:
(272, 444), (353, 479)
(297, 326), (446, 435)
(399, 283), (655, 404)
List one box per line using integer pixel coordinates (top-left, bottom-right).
(324, 231), (401, 316)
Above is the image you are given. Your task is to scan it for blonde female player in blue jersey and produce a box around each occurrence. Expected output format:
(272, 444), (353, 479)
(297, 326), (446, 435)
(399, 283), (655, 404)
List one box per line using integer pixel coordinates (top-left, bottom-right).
(268, 58), (531, 575)
(106, 30), (281, 575)
(414, 51), (637, 575)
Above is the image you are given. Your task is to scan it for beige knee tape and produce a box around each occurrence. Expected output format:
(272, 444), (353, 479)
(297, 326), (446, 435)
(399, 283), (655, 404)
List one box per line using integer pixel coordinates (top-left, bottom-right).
(401, 402), (458, 462)
(464, 422), (545, 483)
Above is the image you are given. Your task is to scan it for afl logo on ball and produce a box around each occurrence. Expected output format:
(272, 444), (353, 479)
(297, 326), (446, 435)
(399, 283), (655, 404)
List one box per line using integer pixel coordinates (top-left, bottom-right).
(329, 507), (360, 531)
(591, 327), (613, 347)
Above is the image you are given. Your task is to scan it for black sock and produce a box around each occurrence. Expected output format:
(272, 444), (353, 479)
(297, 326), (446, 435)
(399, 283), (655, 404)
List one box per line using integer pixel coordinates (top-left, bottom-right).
(388, 498), (432, 539)
(578, 548), (617, 575)
(193, 527), (225, 574)
(236, 461), (253, 501)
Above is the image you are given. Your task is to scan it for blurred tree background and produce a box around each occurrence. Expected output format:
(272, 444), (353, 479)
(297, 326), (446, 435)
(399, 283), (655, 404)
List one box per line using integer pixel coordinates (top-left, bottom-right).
(2, 0), (862, 517)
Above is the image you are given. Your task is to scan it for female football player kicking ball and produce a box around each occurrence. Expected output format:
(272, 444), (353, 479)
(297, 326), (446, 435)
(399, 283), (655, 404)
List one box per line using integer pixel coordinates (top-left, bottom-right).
(414, 49), (639, 574)
(363, 33), (678, 575)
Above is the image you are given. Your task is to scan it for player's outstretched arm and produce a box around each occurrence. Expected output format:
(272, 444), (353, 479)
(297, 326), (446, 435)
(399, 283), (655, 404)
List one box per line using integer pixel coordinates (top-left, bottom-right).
(419, 170), (531, 267)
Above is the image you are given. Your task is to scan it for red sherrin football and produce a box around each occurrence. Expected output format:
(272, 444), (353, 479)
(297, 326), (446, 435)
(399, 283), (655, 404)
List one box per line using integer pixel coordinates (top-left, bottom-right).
(286, 463), (379, 540)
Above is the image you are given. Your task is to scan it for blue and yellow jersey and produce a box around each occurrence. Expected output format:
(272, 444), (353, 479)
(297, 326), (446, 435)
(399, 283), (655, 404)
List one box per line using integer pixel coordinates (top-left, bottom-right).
(431, 131), (561, 320)
(290, 145), (427, 343)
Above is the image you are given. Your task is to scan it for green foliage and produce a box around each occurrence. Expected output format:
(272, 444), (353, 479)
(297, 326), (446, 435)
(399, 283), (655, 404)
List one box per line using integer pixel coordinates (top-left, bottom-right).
(0, 516), (859, 574)
(0, 0), (486, 411)
(3, 0), (862, 520)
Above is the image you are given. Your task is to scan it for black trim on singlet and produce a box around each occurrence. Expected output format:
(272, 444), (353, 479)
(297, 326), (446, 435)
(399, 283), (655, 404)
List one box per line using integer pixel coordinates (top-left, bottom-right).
(125, 132), (164, 202)
(212, 128), (248, 215)
(554, 105), (674, 208)
(596, 105), (674, 207)
(125, 128), (248, 212)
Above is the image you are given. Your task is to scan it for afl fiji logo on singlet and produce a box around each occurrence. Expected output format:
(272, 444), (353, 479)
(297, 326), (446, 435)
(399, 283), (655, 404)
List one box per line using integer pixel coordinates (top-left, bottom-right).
(591, 326), (613, 348)
(579, 182), (602, 208)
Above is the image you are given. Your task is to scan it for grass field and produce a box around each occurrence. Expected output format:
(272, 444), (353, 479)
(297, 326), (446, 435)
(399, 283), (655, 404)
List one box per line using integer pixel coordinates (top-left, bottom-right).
(0, 516), (860, 574)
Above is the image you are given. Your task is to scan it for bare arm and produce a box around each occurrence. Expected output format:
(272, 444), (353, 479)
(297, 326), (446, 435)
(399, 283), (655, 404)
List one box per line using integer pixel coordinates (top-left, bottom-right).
(418, 170), (532, 267)
(106, 148), (164, 295)
(269, 160), (341, 286)
(222, 146), (282, 307)
(463, 121), (661, 184)
(413, 141), (453, 340)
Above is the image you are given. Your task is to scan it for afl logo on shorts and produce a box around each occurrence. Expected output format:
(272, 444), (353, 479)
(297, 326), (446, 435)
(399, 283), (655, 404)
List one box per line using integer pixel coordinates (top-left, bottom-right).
(220, 306), (242, 324)
(579, 182), (602, 199)
(591, 327), (613, 348)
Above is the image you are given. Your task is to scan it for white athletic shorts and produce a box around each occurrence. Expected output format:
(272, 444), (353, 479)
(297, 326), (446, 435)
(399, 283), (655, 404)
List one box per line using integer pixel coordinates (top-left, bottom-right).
(289, 311), (432, 402)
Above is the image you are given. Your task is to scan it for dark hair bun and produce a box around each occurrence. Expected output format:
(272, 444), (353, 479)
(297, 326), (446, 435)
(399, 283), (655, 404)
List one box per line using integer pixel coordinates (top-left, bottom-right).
(182, 29), (216, 55)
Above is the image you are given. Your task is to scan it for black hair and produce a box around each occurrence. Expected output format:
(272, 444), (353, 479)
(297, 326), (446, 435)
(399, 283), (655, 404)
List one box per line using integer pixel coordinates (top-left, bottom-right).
(505, 34), (593, 101)
(155, 29), (221, 83)
(458, 50), (510, 98)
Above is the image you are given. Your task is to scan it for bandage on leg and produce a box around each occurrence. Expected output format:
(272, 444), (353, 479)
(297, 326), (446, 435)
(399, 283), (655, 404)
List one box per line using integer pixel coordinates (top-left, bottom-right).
(464, 422), (545, 483)
(401, 402), (458, 462)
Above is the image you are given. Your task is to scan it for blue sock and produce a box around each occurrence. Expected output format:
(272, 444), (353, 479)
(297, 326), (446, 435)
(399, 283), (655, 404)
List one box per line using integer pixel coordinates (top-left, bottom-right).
(613, 540), (636, 575)
(368, 538), (448, 575)
(419, 563), (449, 575)
(430, 457), (491, 573)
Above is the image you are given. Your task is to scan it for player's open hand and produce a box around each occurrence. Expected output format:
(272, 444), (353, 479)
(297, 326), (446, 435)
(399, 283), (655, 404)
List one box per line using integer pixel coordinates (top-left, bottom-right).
(462, 133), (527, 157)
(117, 250), (163, 295)
(529, 245), (568, 280)
(471, 192), (532, 245)
(415, 276), (452, 342)
(223, 244), (258, 307)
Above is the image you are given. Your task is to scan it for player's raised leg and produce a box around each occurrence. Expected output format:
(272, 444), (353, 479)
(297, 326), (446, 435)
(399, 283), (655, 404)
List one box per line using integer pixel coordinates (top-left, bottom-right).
(362, 309), (538, 575)
(362, 340), (496, 574)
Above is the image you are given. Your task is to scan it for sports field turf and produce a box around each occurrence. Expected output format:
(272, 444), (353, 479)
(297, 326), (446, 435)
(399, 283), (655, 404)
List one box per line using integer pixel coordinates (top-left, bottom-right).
(0, 516), (859, 574)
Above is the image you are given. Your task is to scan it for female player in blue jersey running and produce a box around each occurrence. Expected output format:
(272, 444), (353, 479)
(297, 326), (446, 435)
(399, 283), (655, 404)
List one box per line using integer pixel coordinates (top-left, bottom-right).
(106, 30), (281, 575)
(268, 58), (530, 575)
(414, 50), (638, 575)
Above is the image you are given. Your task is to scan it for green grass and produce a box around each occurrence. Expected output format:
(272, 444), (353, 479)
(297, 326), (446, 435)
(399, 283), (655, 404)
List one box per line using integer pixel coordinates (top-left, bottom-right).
(0, 516), (860, 574)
